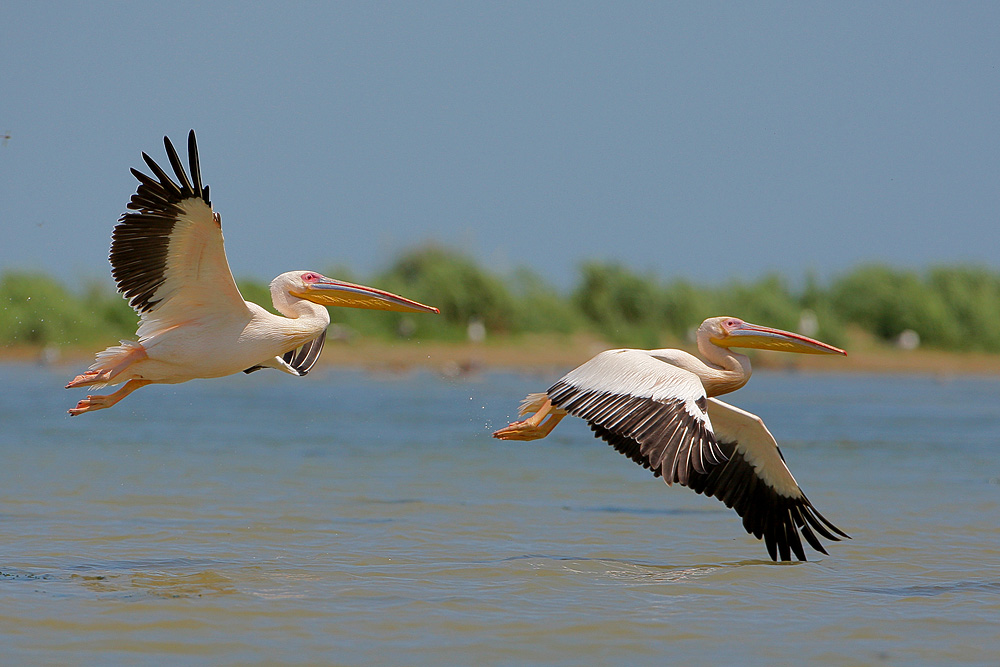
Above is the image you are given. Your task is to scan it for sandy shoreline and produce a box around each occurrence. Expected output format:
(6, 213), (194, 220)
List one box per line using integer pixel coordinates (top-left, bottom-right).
(316, 337), (1000, 376)
(12, 334), (1000, 377)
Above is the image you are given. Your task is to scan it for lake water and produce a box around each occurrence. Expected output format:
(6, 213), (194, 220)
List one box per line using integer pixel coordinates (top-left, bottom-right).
(2, 361), (999, 665)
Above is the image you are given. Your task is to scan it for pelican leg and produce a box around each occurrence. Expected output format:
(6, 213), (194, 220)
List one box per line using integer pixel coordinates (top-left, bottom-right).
(65, 370), (104, 388)
(66, 344), (148, 389)
(68, 379), (151, 416)
(493, 398), (567, 441)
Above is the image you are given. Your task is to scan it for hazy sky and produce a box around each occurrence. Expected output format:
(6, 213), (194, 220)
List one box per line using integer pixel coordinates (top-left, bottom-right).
(2, 2), (997, 291)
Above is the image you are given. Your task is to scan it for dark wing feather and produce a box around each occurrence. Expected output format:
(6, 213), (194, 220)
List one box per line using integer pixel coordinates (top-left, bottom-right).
(589, 420), (846, 562)
(244, 329), (328, 376)
(110, 131), (247, 322)
(282, 328), (327, 376)
(546, 349), (725, 486)
(686, 398), (849, 561)
(545, 348), (847, 562)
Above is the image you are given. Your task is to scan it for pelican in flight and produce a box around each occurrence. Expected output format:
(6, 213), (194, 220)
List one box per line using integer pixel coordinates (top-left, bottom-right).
(493, 317), (849, 561)
(67, 131), (439, 416)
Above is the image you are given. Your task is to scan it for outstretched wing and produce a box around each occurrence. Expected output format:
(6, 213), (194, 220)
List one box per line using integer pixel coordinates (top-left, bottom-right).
(281, 328), (327, 375)
(110, 130), (249, 337)
(244, 328), (328, 376)
(546, 349), (726, 486)
(686, 398), (849, 561)
(545, 348), (847, 561)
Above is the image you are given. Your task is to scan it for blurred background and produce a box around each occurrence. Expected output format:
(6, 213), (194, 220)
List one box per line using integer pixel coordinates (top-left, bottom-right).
(4, 7), (1000, 663)
(2, 2), (998, 356)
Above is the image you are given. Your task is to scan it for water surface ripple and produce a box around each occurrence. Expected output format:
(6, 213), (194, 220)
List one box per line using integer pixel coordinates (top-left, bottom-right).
(2, 364), (999, 664)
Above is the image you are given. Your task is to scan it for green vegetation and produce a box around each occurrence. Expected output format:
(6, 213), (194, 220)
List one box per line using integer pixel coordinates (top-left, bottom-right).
(3, 247), (1000, 353)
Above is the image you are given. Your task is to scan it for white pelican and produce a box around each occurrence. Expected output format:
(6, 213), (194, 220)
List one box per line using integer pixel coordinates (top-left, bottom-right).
(493, 317), (849, 561)
(67, 131), (439, 416)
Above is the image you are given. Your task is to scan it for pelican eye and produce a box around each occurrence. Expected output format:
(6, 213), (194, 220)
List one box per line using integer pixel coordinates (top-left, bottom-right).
(301, 272), (321, 283)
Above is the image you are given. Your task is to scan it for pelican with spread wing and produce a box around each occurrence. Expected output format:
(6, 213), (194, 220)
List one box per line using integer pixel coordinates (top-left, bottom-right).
(493, 316), (849, 561)
(67, 131), (438, 415)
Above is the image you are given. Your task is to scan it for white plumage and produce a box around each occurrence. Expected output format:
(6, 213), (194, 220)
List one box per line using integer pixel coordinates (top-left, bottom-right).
(495, 316), (849, 561)
(67, 131), (438, 415)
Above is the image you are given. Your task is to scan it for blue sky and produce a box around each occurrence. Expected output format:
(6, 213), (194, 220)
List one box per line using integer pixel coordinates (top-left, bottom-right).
(2, 2), (997, 291)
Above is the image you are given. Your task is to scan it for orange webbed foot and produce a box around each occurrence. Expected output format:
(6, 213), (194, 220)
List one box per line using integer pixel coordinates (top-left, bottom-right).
(66, 379), (151, 416)
(65, 370), (110, 389)
(492, 419), (554, 440)
(68, 395), (106, 416)
(492, 398), (566, 441)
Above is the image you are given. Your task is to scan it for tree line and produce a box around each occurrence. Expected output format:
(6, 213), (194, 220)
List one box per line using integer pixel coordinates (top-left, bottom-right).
(3, 246), (1000, 353)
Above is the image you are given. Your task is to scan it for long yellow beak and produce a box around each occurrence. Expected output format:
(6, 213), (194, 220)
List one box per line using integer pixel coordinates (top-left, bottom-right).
(716, 321), (846, 356)
(292, 277), (440, 314)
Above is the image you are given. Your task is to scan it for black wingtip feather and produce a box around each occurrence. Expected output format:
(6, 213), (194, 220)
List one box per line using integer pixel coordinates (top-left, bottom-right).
(187, 130), (203, 199)
(109, 131), (213, 313)
(163, 134), (194, 195)
(765, 530), (779, 561)
(546, 378), (847, 562)
(140, 151), (181, 197)
(686, 440), (847, 562)
(801, 505), (849, 542)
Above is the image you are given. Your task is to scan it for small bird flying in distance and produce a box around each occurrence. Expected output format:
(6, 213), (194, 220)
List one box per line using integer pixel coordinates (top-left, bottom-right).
(493, 316), (849, 561)
(67, 131), (439, 415)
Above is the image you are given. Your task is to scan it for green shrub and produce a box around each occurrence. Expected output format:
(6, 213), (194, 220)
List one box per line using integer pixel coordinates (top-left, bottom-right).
(830, 264), (961, 348)
(927, 266), (1000, 352)
(507, 268), (584, 336)
(0, 272), (122, 346)
(373, 246), (519, 340)
(3, 255), (999, 354)
(573, 261), (666, 347)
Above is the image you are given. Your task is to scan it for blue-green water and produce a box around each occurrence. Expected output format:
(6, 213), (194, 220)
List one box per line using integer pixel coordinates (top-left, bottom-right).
(2, 362), (999, 664)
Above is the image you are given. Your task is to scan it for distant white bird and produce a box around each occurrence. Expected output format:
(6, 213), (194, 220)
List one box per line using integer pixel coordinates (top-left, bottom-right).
(67, 131), (438, 415)
(494, 316), (849, 561)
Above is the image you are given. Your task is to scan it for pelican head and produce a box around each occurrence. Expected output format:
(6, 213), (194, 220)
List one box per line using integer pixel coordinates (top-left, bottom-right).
(702, 316), (846, 356)
(276, 271), (440, 314)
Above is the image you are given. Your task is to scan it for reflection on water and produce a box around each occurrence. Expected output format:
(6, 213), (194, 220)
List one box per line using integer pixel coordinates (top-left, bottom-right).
(73, 569), (239, 599)
(854, 580), (1000, 598)
(565, 504), (726, 516)
(2, 364), (1000, 664)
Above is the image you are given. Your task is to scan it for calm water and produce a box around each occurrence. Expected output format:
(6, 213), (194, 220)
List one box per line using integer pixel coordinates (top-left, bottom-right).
(2, 360), (999, 665)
